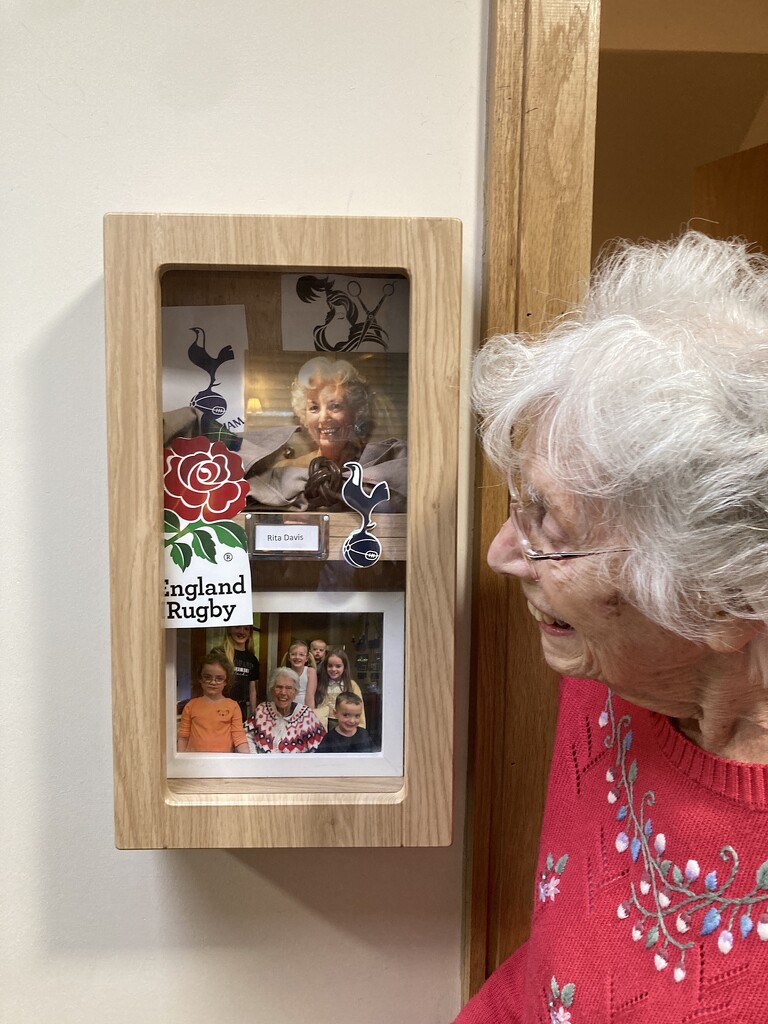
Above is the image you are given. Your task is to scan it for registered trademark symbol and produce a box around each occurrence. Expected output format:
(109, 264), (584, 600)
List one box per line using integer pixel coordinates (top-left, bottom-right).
(223, 552), (233, 562)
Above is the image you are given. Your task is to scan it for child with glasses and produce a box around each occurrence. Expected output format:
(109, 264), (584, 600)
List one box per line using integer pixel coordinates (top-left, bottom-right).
(177, 653), (249, 753)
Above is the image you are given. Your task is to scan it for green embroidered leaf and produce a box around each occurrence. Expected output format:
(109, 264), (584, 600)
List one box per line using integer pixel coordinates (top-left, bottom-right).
(645, 925), (659, 949)
(192, 529), (217, 563)
(672, 865), (683, 885)
(550, 977), (560, 1001)
(756, 860), (768, 890)
(170, 542), (192, 571)
(628, 759), (638, 784)
(546, 853), (554, 872)
(210, 521), (248, 549)
(163, 509), (181, 532)
(554, 854), (569, 875)
(561, 983), (575, 1009)
(660, 859), (672, 877)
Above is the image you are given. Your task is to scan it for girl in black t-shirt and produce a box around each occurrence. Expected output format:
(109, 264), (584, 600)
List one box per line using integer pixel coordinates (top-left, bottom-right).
(222, 624), (261, 720)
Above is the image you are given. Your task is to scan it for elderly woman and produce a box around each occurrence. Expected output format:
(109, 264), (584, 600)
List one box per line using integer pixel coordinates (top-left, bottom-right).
(245, 356), (406, 511)
(245, 666), (325, 753)
(458, 233), (768, 1023)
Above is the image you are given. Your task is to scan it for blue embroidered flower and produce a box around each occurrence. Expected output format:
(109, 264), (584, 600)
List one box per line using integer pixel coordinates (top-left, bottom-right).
(700, 907), (720, 936)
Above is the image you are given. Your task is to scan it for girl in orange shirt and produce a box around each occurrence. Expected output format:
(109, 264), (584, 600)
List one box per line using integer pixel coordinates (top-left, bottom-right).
(177, 653), (249, 753)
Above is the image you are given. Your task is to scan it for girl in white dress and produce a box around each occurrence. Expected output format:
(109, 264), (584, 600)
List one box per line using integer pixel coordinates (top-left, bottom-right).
(280, 639), (318, 708)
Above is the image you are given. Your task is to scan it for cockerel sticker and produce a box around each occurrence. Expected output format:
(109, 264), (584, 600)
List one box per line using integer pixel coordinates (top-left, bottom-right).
(340, 462), (391, 568)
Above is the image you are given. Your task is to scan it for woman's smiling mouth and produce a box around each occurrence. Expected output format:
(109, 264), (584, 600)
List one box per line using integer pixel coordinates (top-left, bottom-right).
(526, 600), (573, 631)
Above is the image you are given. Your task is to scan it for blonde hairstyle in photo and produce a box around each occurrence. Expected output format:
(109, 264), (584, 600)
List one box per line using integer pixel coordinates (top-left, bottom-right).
(222, 624), (256, 667)
(291, 357), (371, 438)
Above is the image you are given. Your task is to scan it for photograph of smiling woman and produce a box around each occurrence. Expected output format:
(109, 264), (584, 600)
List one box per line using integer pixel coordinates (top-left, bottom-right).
(244, 356), (407, 512)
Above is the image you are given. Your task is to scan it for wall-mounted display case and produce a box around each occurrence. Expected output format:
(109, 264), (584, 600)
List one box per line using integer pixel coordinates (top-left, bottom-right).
(105, 213), (460, 848)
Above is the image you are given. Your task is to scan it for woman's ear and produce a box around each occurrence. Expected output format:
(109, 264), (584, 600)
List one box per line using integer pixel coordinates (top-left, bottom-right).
(704, 614), (763, 654)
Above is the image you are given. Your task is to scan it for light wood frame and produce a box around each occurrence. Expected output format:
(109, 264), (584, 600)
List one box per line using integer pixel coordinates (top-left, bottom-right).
(464, 0), (600, 998)
(104, 213), (461, 849)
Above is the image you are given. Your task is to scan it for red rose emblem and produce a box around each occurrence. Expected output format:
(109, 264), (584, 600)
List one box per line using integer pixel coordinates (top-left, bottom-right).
(163, 436), (249, 523)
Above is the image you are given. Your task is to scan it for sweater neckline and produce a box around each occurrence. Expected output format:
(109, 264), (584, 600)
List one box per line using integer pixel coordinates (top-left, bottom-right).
(650, 710), (768, 809)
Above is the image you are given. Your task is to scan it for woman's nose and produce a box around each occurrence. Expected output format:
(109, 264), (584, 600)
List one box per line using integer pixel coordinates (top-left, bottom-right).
(487, 518), (535, 580)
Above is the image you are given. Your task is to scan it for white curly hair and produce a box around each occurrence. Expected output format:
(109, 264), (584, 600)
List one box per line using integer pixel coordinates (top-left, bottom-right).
(474, 231), (768, 645)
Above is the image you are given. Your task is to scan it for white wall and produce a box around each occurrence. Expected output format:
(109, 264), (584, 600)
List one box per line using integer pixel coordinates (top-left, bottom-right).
(1, 3), (486, 1021)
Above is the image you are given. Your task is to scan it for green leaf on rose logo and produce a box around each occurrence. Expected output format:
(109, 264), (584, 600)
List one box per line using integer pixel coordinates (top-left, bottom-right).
(164, 510), (181, 533)
(170, 542), (193, 571)
(210, 521), (247, 549)
(191, 528), (217, 563)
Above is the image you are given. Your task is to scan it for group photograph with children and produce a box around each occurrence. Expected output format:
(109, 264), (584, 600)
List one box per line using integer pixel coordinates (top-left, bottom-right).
(167, 595), (405, 779)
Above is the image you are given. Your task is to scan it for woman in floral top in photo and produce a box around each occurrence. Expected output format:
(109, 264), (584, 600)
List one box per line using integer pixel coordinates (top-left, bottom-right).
(245, 666), (324, 754)
(457, 233), (768, 1023)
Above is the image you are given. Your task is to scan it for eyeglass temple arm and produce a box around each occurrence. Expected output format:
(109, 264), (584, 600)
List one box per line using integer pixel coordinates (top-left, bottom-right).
(526, 547), (631, 562)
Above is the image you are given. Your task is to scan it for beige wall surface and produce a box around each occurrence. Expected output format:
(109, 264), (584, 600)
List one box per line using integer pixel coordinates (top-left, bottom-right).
(0, 3), (485, 1021)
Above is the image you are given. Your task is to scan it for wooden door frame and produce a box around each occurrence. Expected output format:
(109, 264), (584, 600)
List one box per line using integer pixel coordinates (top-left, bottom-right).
(463, 0), (601, 999)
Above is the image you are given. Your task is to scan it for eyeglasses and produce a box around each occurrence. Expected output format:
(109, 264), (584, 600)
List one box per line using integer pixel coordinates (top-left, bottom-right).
(201, 674), (227, 684)
(507, 481), (630, 581)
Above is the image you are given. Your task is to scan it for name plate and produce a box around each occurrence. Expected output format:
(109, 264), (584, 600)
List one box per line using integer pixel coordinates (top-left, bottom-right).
(254, 524), (319, 551)
(248, 512), (329, 560)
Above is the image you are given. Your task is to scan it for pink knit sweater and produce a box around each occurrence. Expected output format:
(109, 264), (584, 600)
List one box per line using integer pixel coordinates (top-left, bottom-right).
(457, 677), (768, 1023)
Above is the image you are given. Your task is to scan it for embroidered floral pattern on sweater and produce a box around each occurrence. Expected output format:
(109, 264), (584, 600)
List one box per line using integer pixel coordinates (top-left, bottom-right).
(547, 975), (575, 1023)
(599, 695), (768, 981)
(539, 852), (569, 903)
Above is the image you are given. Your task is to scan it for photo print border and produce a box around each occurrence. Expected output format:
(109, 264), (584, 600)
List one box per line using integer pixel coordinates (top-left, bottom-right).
(167, 591), (405, 779)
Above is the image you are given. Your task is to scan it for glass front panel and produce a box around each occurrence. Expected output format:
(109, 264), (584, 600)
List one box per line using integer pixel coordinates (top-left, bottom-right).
(160, 269), (409, 779)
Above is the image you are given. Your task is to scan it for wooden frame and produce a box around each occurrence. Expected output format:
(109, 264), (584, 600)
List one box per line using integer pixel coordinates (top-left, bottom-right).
(105, 213), (461, 848)
(464, 0), (600, 998)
